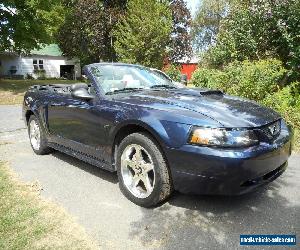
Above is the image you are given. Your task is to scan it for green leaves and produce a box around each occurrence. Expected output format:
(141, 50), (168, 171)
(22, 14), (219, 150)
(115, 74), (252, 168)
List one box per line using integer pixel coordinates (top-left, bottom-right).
(262, 82), (300, 129)
(114, 0), (172, 68)
(2, 0), (192, 67)
(0, 0), (65, 53)
(56, 0), (127, 64)
(192, 59), (287, 101)
(57, 0), (107, 64)
(164, 64), (181, 81)
(201, 0), (300, 80)
(192, 0), (230, 51)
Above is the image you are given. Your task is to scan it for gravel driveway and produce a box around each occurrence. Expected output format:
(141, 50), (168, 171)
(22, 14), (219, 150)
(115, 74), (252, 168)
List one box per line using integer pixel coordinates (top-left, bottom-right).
(0, 105), (299, 249)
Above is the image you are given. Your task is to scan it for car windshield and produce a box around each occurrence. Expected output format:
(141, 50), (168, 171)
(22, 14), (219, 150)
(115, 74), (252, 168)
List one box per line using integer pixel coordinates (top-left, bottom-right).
(89, 64), (177, 94)
(150, 69), (172, 81)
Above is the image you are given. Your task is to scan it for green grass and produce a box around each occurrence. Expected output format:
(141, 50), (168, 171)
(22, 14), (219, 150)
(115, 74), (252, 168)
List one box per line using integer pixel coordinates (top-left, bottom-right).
(0, 161), (97, 250)
(0, 79), (77, 105)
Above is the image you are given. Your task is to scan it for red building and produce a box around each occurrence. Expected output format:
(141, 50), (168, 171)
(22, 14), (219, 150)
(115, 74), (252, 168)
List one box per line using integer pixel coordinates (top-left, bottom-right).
(180, 63), (198, 81)
(164, 56), (199, 81)
(178, 56), (199, 80)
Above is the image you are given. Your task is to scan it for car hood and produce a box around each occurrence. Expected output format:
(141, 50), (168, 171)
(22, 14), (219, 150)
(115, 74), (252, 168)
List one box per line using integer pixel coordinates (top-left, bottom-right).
(113, 88), (280, 128)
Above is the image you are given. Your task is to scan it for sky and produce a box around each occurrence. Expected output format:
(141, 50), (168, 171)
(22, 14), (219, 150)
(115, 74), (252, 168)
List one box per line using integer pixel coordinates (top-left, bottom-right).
(185, 0), (199, 17)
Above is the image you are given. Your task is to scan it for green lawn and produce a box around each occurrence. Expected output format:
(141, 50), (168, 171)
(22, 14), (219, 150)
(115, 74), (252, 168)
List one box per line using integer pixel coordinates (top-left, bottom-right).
(0, 161), (97, 250)
(0, 79), (77, 105)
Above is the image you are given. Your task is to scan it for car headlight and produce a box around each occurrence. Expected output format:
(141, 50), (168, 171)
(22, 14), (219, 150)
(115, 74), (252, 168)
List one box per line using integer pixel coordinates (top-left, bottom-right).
(189, 127), (259, 147)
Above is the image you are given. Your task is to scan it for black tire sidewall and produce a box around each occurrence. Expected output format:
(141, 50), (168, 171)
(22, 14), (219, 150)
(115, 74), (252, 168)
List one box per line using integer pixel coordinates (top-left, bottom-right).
(116, 133), (170, 207)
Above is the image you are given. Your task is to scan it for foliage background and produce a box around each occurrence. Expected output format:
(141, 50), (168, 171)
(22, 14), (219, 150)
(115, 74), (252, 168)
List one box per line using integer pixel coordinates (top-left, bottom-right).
(114, 0), (172, 68)
(163, 64), (182, 82)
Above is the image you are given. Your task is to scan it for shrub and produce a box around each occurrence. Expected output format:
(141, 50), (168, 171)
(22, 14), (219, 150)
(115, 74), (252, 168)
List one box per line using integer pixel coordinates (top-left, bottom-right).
(262, 82), (300, 150)
(192, 59), (287, 101)
(190, 67), (223, 89)
(163, 64), (182, 82)
(26, 73), (34, 80)
(262, 82), (300, 128)
(34, 69), (46, 80)
(226, 60), (287, 101)
(192, 66), (236, 91)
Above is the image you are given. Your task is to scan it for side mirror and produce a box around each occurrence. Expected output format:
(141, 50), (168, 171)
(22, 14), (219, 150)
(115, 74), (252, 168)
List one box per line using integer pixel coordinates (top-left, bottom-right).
(180, 74), (188, 86)
(71, 83), (94, 101)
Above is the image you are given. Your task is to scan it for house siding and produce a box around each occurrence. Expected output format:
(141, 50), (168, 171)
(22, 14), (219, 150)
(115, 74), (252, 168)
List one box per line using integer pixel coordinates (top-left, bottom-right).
(0, 54), (81, 79)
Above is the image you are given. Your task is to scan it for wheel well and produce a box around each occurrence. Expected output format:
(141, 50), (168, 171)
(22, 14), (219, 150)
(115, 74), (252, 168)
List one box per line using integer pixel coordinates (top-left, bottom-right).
(25, 110), (34, 124)
(112, 124), (164, 168)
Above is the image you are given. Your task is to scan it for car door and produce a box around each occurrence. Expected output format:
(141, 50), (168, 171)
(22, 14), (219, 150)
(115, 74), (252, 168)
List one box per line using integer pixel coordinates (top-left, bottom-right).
(47, 85), (112, 165)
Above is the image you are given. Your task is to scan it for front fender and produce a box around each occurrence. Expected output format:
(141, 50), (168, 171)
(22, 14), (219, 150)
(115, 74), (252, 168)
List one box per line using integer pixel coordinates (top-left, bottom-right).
(110, 117), (192, 149)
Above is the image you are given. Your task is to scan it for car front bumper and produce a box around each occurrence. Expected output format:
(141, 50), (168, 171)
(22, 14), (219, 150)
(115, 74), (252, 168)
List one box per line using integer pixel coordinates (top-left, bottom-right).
(165, 130), (292, 195)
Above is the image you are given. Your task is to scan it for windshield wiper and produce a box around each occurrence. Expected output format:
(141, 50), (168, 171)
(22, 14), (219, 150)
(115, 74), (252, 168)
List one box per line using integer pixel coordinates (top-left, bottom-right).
(106, 87), (144, 95)
(150, 85), (177, 89)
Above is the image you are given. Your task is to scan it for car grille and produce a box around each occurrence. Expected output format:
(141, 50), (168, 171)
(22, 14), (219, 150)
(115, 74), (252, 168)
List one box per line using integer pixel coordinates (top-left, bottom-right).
(257, 120), (281, 141)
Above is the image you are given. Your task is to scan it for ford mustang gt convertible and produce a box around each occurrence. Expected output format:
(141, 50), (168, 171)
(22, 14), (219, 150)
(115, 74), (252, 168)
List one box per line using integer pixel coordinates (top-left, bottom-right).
(23, 63), (292, 207)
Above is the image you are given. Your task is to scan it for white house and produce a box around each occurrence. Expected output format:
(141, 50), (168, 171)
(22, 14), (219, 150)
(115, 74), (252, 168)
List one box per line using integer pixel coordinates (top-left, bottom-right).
(0, 44), (81, 79)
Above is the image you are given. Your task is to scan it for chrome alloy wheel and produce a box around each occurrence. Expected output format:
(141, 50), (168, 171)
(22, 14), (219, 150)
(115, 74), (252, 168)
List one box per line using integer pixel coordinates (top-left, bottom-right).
(29, 119), (41, 150)
(121, 144), (155, 198)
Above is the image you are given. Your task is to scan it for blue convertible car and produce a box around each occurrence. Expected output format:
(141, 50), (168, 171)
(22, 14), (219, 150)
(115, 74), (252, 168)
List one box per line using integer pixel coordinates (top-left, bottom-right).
(23, 63), (292, 207)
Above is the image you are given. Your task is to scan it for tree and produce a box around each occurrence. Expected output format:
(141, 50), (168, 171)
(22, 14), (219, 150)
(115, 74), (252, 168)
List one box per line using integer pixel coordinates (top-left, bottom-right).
(114, 0), (172, 68)
(56, 0), (127, 64)
(204, 0), (300, 79)
(191, 0), (231, 51)
(168, 0), (192, 62)
(57, 0), (106, 64)
(103, 0), (128, 62)
(0, 0), (64, 53)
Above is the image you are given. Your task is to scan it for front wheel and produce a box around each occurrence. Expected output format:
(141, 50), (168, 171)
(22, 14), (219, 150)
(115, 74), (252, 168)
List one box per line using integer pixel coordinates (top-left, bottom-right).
(28, 115), (52, 155)
(116, 133), (172, 207)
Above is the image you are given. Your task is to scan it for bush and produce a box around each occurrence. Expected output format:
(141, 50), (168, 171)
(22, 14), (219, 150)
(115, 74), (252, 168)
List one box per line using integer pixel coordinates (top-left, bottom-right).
(227, 60), (287, 100)
(26, 73), (34, 80)
(262, 82), (300, 150)
(34, 69), (46, 80)
(192, 59), (287, 101)
(163, 64), (181, 82)
(262, 82), (300, 128)
(190, 67), (223, 89)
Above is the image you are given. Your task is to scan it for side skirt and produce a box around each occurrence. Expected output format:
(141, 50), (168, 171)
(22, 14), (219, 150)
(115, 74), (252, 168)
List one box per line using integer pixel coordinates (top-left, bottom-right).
(48, 142), (115, 172)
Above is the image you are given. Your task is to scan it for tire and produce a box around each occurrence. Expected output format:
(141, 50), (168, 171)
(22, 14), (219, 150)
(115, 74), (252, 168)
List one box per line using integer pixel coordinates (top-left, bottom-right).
(116, 132), (172, 207)
(28, 115), (52, 155)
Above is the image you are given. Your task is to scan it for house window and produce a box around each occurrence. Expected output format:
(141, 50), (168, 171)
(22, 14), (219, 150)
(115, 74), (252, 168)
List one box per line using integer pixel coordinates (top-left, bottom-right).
(33, 59), (44, 70)
(39, 60), (44, 69)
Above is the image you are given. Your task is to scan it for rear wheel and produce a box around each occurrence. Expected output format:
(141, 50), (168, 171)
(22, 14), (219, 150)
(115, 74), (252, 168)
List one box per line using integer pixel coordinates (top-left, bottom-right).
(28, 115), (52, 155)
(116, 132), (172, 207)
